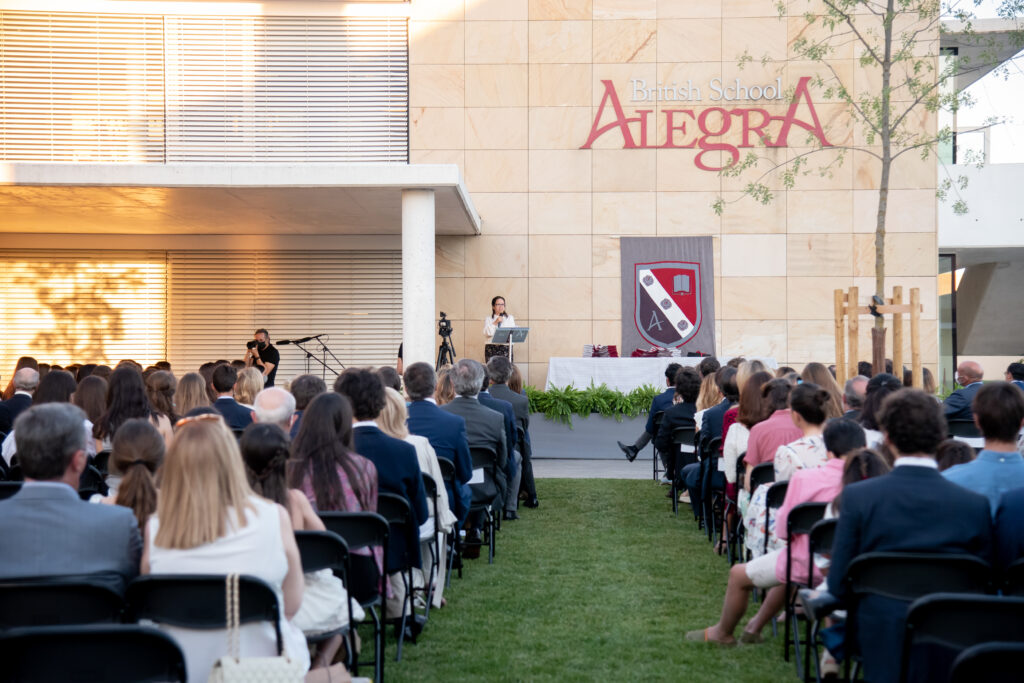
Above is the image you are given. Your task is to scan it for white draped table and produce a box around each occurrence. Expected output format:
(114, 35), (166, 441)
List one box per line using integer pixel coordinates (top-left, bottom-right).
(544, 356), (779, 393)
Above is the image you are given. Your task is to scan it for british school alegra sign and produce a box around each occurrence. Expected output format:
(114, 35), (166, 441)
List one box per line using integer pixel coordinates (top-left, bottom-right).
(581, 76), (832, 172)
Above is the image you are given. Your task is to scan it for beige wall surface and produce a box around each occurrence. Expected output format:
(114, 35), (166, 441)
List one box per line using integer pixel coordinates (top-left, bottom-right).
(413, 0), (939, 387)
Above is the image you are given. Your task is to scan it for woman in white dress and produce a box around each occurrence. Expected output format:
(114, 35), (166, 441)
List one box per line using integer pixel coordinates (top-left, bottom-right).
(377, 387), (456, 612)
(483, 295), (516, 361)
(743, 382), (831, 558)
(141, 413), (350, 683)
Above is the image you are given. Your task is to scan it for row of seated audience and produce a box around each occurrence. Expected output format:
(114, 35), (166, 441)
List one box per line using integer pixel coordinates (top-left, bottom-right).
(631, 356), (1024, 682)
(0, 350), (537, 682)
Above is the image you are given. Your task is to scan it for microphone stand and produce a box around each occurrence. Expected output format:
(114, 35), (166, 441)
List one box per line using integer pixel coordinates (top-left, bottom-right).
(281, 337), (340, 381)
(311, 335), (346, 378)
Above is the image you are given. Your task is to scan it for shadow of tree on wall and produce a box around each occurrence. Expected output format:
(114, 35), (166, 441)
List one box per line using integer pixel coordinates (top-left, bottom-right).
(19, 264), (147, 363)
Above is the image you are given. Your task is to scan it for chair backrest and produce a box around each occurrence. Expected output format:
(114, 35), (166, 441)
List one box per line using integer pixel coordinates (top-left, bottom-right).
(847, 552), (992, 601)
(469, 445), (497, 475)
(749, 462), (775, 490)
(672, 426), (696, 453)
(652, 410), (664, 427)
(0, 624), (186, 682)
(92, 450), (112, 477)
(786, 502), (828, 538)
(902, 594), (1024, 683)
(377, 491), (413, 528)
(950, 641), (1024, 683)
(516, 425), (527, 452)
(946, 418), (981, 439)
(0, 453), (10, 482)
(124, 574), (284, 655)
(295, 530), (349, 575)
(437, 456), (456, 488)
(809, 518), (838, 558)
(701, 435), (722, 462)
(1002, 557), (1024, 596)
(422, 472), (438, 502)
(77, 463), (108, 500)
(0, 579), (124, 628)
(766, 481), (789, 510)
(319, 511), (389, 554)
(0, 481), (21, 500)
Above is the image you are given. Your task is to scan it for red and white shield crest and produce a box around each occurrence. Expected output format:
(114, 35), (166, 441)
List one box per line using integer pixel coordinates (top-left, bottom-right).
(634, 261), (702, 348)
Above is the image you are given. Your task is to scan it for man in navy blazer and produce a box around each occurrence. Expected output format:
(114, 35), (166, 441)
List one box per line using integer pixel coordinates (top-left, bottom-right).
(943, 360), (984, 422)
(404, 362), (472, 526)
(827, 389), (992, 683)
(487, 356), (537, 508)
(210, 364), (253, 432)
(0, 403), (141, 594)
(335, 369), (428, 573)
(617, 363), (682, 465)
(0, 367), (38, 435)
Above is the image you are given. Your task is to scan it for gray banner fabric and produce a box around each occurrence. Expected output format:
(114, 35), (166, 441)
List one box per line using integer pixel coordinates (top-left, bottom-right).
(619, 236), (716, 356)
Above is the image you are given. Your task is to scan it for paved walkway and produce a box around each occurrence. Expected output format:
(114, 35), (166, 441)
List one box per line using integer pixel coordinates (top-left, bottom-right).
(533, 458), (651, 479)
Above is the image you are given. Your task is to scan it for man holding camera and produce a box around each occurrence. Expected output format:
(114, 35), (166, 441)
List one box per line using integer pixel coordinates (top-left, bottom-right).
(245, 328), (280, 387)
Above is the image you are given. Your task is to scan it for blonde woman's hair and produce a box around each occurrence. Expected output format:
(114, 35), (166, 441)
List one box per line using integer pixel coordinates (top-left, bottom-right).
(800, 362), (844, 420)
(735, 359), (767, 394)
(174, 372), (210, 415)
(435, 367), (455, 406)
(154, 416), (255, 549)
(234, 367), (264, 405)
(696, 373), (721, 412)
(378, 387), (410, 440)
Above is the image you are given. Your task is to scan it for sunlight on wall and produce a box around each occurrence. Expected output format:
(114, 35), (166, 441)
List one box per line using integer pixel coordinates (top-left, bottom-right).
(0, 254), (167, 374)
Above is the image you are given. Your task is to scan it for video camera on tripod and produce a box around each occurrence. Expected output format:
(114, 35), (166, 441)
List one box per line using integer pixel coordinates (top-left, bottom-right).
(436, 312), (456, 369)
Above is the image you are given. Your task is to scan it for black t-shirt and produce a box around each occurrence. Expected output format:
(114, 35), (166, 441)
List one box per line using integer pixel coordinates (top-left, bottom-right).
(256, 343), (280, 387)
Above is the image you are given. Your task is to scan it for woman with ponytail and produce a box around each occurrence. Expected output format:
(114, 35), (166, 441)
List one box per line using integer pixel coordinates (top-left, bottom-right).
(98, 418), (164, 530)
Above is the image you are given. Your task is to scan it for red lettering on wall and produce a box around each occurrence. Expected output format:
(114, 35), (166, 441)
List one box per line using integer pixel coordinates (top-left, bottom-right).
(580, 75), (833, 171)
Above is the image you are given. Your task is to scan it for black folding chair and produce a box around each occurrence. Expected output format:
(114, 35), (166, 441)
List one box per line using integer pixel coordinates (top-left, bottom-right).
(92, 449), (112, 477)
(0, 453), (10, 482)
(0, 481), (21, 500)
(420, 472), (442, 618)
(700, 436), (724, 543)
(901, 593), (1024, 683)
(77, 463), (108, 500)
(0, 579), (124, 628)
(669, 425), (696, 516)
(1001, 557), (1024, 596)
(950, 641), (1024, 683)
(468, 445), (499, 564)
(782, 502), (828, 679)
(749, 462), (775, 491)
(801, 518), (838, 683)
(725, 452), (748, 565)
(377, 491), (417, 660)
(436, 456), (462, 584)
(320, 511), (389, 683)
(763, 480), (789, 556)
(0, 624), (186, 682)
(651, 410), (665, 481)
(844, 552), (992, 681)
(294, 530), (353, 664)
(945, 418), (981, 439)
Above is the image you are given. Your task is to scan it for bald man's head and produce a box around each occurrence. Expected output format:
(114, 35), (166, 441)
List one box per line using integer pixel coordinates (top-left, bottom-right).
(13, 367), (40, 393)
(253, 387), (296, 430)
(956, 361), (983, 385)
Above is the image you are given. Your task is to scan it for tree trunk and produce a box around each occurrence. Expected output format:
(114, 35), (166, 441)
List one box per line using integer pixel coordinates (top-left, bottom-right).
(872, 327), (887, 377)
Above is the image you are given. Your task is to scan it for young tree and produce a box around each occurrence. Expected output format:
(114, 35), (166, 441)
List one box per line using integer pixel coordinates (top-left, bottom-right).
(714, 0), (1022, 372)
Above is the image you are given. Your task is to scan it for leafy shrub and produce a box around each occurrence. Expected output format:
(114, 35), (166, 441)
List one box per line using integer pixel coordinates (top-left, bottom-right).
(525, 383), (661, 428)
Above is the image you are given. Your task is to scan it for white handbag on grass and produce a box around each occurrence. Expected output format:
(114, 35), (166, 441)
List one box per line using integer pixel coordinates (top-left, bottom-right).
(208, 573), (306, 683)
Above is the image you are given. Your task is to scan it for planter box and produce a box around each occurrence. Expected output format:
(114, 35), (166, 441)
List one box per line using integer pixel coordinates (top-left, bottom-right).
(529, 412), (651, 460)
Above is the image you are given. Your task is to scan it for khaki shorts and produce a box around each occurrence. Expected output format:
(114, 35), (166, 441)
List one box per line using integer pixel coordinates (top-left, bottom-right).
(745, 548), (783, 589)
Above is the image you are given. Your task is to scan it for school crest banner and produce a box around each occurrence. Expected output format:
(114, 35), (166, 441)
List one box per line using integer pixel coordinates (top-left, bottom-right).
(620, 237), (716, 355)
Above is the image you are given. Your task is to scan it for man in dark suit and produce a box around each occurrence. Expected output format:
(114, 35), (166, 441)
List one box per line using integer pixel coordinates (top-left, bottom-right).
(0, 403), (141, 594)
(943, 360), (984, 422)
(697, 366), (738, 455)
(654, 367), (701, 472)
(487, 356), (537, 508)
(842, 375), (868, 422)
(334, 368), (428, 574)
(404, 362), (472, 526)
(442, 359), (507, 556)
(827, 389), (992, 683)
(210, 363), (254, 432)
(479, 374), (520, 520)
(0, 367), (38, 435)
(617, 363), (682, 469)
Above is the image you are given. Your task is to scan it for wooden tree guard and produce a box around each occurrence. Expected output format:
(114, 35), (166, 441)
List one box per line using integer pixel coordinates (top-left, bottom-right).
(833, 287), (924, 388)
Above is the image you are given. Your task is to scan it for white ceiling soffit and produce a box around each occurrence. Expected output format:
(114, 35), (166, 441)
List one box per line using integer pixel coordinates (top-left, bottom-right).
(941, 18), (1024, 91)
(0, 163), (481, 236)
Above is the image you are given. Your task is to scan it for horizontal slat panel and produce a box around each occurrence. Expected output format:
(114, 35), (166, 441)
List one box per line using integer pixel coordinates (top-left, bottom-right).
(0, 11), (408, 164)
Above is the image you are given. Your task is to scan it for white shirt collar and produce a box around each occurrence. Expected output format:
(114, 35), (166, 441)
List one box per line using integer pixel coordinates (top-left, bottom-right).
(14, 390), (31, 398)
(353, 420), (377, 429)
(424, 397), (437, 404)
(893, 456), (939, 470)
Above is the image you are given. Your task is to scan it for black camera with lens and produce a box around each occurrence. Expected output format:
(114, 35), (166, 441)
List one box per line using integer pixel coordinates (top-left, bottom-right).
(438, 312), (453, 338)
(246, 340), (258, 349)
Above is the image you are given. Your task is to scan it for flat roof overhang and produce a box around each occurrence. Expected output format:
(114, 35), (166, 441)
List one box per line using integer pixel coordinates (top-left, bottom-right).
(0, 163), (481, 237)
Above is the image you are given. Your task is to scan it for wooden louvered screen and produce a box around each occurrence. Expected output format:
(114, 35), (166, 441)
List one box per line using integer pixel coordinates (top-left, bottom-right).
(0, 12), (166, 162)
(166, 250), (402, 384)
(0, 251), (168, 371)
(0, 11), (409, 163)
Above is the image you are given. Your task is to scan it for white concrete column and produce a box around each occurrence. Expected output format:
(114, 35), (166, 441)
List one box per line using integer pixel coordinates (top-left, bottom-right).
(401, 188), (436, 367)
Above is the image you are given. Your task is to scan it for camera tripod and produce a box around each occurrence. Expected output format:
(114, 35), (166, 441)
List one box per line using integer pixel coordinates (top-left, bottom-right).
(436, 333), (456, 370)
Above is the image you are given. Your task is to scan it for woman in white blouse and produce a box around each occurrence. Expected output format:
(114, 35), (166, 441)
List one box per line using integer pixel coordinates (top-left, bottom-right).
(483, 295), (516, 361)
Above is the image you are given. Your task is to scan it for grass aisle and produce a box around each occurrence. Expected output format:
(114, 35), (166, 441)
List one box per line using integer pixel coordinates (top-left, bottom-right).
(385, 479), (795, 682)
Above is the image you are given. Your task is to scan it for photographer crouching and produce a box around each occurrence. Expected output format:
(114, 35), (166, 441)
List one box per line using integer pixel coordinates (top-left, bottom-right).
(245, 328), (280, 387)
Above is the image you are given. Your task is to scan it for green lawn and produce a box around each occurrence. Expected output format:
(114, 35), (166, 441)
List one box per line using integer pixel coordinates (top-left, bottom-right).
(376, 478), (797, 682)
